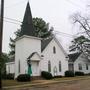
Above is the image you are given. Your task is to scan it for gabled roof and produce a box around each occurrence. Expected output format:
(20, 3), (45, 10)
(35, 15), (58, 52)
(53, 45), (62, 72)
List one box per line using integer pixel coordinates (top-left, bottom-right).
(20, 2), (35, 36)
(27, 52), (41, 61)
(53, 36), (67, 56)
(41, 37), (53, 52)
(41, 35), (68, 57)
(27, 52), (36, 59)
(68, 52), (81, 62)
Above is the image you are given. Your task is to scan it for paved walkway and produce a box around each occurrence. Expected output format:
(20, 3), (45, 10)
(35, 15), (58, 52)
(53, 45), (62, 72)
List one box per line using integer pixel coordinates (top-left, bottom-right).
(3, 76), (90, 90)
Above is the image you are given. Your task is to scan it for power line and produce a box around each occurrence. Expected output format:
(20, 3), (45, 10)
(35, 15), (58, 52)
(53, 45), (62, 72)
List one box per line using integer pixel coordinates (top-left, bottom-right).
(4, 20), (75, 38)
(65, 0), (84, 10)
(4, 17), (22, 23)
(2, 17), (78, 38)
(53, 30), (75, 38)
(4, 20), (21, 25)
(1, 16), (22, 25)
(55, 30), (73, 36)
(0, 16), (22, 23)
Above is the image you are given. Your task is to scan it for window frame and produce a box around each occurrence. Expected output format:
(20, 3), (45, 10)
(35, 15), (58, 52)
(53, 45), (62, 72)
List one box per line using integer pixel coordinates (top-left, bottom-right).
(78, 63), (82, 70)
(86, 64), (89, 70)
(53, 46), (56, 54)
(59, 61), (61, 72)
(48, 61), (51, 72)
(18, 60), (21, 73)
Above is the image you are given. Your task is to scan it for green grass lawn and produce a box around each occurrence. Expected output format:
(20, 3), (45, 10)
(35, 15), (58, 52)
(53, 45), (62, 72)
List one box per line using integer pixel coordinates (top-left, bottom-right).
(2, 80), (31, 87)
(2, 76), (90, 87)
(53, 76), (87, 81)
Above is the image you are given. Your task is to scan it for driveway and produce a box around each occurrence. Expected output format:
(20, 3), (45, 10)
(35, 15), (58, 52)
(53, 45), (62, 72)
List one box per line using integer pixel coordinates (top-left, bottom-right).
(4, 77), (90, 90)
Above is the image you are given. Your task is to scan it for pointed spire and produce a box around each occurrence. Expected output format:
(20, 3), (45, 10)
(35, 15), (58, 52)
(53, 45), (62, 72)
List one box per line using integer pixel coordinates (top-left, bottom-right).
(20, 2), (35, 36)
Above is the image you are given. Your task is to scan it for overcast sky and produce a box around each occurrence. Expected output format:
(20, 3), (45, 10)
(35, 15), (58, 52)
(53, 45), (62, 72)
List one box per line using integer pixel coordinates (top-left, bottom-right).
(2, 0), (89, 53)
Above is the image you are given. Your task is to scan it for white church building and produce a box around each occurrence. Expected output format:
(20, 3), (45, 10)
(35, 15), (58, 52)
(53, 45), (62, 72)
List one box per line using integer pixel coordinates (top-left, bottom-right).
(6, 2), (90, 79)
(14, 35), (68, 78)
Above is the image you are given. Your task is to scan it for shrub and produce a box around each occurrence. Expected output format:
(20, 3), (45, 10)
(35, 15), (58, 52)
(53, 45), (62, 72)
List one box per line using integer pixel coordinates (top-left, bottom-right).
(17, 74), (31, 82)
(2, 74), (6, 79)
(85, 73), (90, 76)
(53, 75), (62, 78)
(41, 71), (53, 80)
(65, 71), (74, 77)
(2, 74), (14, 80)
(75, 71), (84, 76)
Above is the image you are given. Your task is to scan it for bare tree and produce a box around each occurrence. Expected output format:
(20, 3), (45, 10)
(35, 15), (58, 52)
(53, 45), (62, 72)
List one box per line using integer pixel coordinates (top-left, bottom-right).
(70, 13), (90, 61)
(71, 12), (90, 38)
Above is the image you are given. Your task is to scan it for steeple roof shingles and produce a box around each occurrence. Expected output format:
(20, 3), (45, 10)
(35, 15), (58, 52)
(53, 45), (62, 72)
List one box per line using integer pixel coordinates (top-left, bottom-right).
(20, 2), (35, 36)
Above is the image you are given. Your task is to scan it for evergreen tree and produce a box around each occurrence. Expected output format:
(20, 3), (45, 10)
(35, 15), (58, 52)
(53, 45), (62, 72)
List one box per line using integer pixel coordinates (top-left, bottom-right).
(33, 17), (52, 38)
(9, 17), (53, 56)
(0, 53), (9, 73)
(69, 35), (90, 60)
(9, 2), (53, 56)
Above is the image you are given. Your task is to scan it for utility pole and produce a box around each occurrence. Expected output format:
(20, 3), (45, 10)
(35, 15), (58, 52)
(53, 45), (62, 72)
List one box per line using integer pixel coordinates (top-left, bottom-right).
(0, 0), (4, 89)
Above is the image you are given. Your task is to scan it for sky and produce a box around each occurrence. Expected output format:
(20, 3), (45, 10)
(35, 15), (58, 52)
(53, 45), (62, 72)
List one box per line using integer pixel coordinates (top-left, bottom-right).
(2, 0), (89, 53)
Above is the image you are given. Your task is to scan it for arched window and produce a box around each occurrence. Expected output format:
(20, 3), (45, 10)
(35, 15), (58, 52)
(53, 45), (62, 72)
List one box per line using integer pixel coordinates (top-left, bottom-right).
(86, 64), (88, 70)
(53, 46), (56, 54)
(59, 61), (61, 72)
(18, 60), (20, 73)
(48, 61), (51, 72)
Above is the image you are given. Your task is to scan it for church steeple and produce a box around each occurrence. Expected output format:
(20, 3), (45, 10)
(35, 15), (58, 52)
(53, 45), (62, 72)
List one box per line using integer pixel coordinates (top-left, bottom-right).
(20, 2), (35, 36)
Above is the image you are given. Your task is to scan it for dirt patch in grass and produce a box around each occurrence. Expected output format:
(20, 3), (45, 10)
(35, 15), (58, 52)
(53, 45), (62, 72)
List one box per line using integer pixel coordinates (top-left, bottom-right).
(2, 80), (31, 87)
(2, 76), (90, 87)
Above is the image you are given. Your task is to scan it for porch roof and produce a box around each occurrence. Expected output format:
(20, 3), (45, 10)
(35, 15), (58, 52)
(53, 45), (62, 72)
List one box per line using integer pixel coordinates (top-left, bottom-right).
(27, 52), (41, 61)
